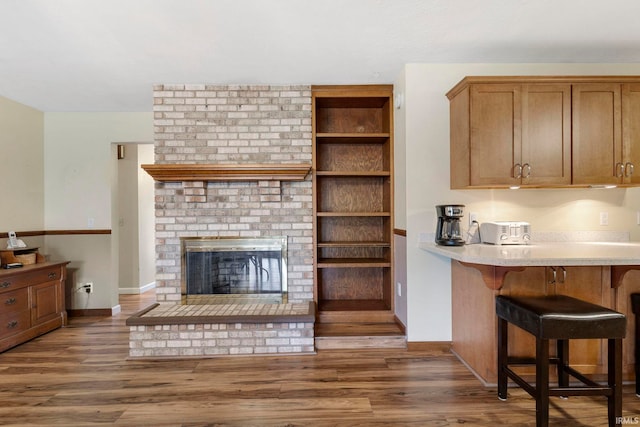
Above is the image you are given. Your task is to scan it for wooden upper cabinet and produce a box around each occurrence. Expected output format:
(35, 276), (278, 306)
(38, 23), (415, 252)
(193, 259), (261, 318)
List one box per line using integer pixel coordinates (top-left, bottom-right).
(448, 76), (640, 189)
(469, 84), (521, 187)
(451, 82), (571, 188)
(521, 84), (572, 186)
(623, 83), (640, 185)
(572, 83), (622, 185)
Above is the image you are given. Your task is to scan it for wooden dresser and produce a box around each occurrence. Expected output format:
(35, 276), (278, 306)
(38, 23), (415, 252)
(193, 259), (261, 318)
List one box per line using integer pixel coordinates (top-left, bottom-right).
(0, 260), (68, 352)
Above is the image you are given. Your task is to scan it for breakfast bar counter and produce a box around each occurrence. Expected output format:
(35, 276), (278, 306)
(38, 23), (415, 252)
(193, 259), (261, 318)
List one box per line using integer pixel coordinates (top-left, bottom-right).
(420, 241), (640, 267)
(420, 241), (640, 385)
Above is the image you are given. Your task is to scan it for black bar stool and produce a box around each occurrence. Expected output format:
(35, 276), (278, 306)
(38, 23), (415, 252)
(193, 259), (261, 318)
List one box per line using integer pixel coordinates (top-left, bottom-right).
(631, 293), (640, 397)
(496, 294), (626, 427)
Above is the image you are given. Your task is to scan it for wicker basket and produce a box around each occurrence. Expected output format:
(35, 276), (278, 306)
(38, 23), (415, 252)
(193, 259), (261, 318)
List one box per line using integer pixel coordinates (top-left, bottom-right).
(15, 253), (37, 265)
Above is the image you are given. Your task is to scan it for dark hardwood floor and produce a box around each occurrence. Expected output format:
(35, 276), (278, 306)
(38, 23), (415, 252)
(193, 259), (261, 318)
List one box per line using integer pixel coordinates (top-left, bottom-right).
(1, 291), (639, 426)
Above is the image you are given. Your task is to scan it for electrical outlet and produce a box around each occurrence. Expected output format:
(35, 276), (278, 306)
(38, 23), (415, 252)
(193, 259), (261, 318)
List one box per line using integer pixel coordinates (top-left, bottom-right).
(469, 212), (478, 226)
(85, 282), (93, 293)
(599, 212), (609, 226)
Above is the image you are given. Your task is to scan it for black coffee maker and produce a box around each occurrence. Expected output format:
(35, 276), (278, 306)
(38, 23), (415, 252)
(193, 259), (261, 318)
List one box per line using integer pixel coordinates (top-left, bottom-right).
(435, 204), (465, 246)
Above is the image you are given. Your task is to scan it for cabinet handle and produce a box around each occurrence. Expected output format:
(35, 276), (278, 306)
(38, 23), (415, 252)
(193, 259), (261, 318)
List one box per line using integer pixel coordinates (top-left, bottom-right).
(548, 267), (557, 284)
(626, 162), (635, 177)
(48, 272), (56, 279)
(559, 267), (567, 284)
(0, 281), (10, 289)
(4, 297), (16, 305)
(7, 320), (18, 329)
(513, 163), (523, 179)
(522, 163), (531, 178)
(616, 162), (625, 178)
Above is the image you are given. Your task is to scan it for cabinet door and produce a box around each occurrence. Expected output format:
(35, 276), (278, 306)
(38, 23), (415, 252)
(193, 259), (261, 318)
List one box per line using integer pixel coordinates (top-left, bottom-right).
(31, 281), (61, 325)
(469, 84), (521, 187)
(501, 265), (608, 373)
(521, 84), (571, 186)
(572, 84), (622, 185)
(622, 83), (640, 185)
(549, 266), (609, 374)
(500, 267), (547, 360)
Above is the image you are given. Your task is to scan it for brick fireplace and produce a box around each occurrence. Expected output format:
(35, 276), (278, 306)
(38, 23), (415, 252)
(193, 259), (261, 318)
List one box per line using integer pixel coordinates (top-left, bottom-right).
(127, 85), (316, 357)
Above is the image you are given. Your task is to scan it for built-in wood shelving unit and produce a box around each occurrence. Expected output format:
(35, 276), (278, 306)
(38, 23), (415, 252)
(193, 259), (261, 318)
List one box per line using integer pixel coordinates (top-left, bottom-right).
(312, 84), (395, 326)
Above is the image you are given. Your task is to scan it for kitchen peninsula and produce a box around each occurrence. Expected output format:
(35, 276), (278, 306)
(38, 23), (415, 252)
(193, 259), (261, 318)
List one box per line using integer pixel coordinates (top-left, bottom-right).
(421, 241), (640, 385)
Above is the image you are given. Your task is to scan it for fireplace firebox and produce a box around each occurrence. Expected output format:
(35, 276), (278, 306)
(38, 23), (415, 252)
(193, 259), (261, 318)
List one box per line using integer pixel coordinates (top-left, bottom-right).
(181, 237), (288, 304)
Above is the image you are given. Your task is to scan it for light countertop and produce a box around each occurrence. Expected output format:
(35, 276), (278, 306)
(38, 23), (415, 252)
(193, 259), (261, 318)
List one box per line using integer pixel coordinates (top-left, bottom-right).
(419, 241), (640, 267)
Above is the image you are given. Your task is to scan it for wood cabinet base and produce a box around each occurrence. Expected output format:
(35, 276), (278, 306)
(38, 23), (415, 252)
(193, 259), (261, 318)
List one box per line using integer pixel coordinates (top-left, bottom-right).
(452, 260), (639, 385)
(0, 262), (68, 353)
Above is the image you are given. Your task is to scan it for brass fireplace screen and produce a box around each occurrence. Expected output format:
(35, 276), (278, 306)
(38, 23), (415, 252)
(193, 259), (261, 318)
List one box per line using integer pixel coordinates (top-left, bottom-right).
(181, 237), (288, 304)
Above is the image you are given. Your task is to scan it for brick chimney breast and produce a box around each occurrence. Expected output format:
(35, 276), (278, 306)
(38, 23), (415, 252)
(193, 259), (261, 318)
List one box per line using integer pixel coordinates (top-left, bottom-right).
(152, 85), (313, 305)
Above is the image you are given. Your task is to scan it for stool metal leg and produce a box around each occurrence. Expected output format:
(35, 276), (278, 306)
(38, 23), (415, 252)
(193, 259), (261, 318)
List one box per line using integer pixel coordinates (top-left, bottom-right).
(608, 338), (622, 427)
(536, 337), (550, 427)
(498, 316), (508, 401)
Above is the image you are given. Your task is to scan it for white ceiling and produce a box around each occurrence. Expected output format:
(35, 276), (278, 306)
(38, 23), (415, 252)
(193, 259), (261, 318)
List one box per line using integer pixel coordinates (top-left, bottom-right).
(2, 0), (640, 112)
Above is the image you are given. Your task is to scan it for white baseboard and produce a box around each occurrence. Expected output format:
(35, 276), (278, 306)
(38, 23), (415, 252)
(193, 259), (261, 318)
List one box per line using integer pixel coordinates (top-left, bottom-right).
(119, 281), (156, 295)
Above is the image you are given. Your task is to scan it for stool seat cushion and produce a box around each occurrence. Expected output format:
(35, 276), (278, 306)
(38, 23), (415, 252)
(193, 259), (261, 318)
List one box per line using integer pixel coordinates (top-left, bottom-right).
(496, 295), (626, 340)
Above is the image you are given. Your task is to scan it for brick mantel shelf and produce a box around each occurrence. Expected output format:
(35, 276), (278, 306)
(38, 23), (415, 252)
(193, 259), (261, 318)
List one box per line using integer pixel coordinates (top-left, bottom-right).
(141, 163), (312, 182)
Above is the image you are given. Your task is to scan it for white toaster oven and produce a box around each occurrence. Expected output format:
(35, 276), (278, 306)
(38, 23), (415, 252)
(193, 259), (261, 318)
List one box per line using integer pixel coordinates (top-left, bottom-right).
(480, 221), (531, 245)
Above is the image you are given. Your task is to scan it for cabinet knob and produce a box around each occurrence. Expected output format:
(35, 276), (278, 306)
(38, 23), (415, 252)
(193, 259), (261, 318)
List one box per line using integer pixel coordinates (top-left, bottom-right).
(626, 162), (635, 177)
(7, 320), (18, 329)
(48, 272), (57, 280)
(0, 281), (10, 288)
(4, 297), (16, 305)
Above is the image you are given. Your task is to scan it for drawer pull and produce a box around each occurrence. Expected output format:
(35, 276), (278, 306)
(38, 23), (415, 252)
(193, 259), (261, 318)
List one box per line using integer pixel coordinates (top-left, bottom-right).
(5, 297), (16, 305)
(7, 320), (18, 329)
(48, 272), (57, 279)
(0, 281), (10, 289)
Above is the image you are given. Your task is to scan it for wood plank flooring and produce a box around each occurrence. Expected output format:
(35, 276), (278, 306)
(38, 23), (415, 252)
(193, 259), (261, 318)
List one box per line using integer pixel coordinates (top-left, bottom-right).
(1, 291), (640, 426)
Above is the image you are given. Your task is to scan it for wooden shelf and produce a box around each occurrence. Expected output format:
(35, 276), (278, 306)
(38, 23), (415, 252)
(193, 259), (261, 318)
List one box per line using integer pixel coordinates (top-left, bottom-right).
(316, 133), (390, 141)
(141, 163), (312, 182)
(316, 171), (390, 177)
(317, 258), (391, 268)
(316, 212), (390, 217)
(319, 299), (391, 312)
(317, 241), (390, 247)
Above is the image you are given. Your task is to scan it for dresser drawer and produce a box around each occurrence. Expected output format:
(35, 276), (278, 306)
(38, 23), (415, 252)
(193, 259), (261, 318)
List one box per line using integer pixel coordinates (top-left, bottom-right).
(0, 309), (30, 340)
(0, 266), (62, 292)
(0, 287), (29, 315)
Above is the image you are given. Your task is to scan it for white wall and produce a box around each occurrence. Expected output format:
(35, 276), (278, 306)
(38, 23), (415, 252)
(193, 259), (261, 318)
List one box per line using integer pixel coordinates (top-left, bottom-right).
(117, 143), (140, 293)
(137, 144), (155, 291)
(44, 113), (153, 310)
(0, 96), (44, 231)
(117, 143), (155, 294)
(399, 63), (640, 342)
